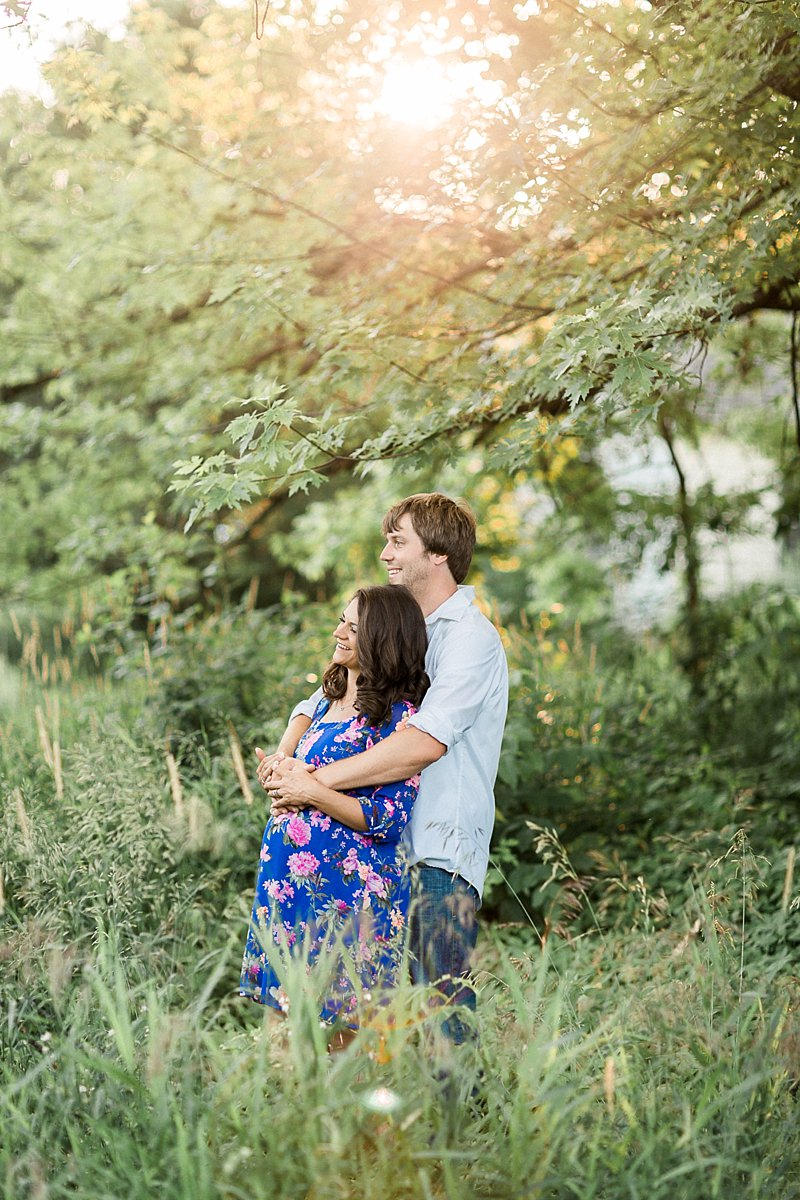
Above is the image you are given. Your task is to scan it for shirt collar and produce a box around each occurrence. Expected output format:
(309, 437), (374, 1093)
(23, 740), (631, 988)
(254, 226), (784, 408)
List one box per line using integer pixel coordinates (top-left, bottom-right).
(426, 585), (475, 625)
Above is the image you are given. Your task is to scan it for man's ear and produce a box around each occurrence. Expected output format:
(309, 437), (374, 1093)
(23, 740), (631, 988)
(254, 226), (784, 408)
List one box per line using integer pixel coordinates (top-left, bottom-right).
(429, 552), (448, 568)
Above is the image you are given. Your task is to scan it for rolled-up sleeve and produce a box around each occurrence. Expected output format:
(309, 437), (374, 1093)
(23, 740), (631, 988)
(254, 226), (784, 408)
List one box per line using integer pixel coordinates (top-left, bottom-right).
(290, 687), (323, 723)
(407, 624), (505, 750)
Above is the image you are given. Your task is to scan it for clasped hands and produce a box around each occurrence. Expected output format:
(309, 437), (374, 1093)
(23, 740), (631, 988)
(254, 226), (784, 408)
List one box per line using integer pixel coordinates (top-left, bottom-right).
(255, 747), (317, 817)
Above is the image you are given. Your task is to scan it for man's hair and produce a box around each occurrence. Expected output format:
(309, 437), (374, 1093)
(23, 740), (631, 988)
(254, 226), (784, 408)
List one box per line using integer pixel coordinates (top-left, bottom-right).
(322, 585), (429, 726)
(382, 492), (476, 584)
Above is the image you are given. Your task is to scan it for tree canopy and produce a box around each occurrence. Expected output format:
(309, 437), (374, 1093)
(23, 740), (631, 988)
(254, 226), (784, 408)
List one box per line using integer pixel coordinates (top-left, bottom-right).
(1, 0), (798, 617)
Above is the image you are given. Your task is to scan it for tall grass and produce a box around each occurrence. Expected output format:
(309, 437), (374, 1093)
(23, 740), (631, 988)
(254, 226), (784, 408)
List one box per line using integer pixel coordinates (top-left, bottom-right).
(1, 639), (798, 1199)
(2, 909), (796, 1199)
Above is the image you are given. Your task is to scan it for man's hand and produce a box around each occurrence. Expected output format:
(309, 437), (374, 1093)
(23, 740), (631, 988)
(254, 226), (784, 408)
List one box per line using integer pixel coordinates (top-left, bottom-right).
(268, 756), (319, 817)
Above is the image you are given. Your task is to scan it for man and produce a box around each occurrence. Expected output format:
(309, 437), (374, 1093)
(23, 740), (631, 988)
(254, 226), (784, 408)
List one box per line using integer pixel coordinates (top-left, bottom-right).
(261, 493), (509, 1042)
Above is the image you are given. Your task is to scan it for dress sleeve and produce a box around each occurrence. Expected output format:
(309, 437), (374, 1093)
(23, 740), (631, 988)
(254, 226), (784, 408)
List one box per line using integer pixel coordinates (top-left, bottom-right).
(358, 775), (420, 844)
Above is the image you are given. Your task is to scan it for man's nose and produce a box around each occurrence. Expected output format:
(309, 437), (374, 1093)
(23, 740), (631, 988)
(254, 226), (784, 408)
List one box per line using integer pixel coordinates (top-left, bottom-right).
(379, 543), (392, 561)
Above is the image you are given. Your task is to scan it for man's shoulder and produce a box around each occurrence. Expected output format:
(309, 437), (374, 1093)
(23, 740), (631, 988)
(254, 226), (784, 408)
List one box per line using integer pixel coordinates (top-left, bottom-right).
(435, 596), (505, 654)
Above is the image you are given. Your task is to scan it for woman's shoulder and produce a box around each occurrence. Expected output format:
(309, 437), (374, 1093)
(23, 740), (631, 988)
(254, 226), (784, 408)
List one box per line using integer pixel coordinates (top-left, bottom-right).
(341, 700), (417, 741)
(387, 699), (418, 728)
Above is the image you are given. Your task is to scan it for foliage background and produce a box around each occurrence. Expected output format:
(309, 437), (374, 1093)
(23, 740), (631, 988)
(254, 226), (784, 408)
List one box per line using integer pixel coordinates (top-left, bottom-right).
(1, 0), (800, 1194)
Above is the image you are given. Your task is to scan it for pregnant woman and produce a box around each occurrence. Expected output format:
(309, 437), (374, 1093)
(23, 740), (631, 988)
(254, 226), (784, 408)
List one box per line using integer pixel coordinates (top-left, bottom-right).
(239, 584), (429, 1033)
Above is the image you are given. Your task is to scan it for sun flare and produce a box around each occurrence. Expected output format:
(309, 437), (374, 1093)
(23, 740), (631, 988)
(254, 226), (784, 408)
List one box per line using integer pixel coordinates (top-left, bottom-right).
(377, 59), (455, 128)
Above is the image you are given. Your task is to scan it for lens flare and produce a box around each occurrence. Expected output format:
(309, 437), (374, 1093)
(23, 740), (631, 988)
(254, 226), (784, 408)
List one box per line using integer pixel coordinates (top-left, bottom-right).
(377, 59), (454, 128)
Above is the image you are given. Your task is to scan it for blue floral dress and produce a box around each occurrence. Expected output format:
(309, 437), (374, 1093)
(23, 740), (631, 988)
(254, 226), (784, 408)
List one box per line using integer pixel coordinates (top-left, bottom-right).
(239, 698), (420, 1023)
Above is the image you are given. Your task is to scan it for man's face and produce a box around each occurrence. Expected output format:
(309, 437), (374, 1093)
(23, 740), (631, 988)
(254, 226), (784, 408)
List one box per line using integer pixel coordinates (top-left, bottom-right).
(379, 513), (435, 598)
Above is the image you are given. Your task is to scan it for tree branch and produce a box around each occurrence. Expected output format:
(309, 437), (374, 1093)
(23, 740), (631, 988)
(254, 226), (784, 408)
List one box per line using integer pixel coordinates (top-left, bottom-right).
(790, 310), (800, 454)
(0, 371), (62, 404)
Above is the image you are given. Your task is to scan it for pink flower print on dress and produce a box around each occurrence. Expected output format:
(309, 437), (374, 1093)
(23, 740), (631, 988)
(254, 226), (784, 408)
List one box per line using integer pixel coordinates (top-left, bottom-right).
(266, 880), (295, 903)
(365, 870), (387, 898)
(239, 699), (420, 1022)
(286, 815), (311, 846)
(342, 848), (360, 876)
(357, 936), (376, 964)
(287, 850), (320, 878)
(260, 845), (271, 862)
(276, 923), (297, 947)
(335, 717), (368, 747)
(296, 727), (327, 757)
(356, 861), (371, 882)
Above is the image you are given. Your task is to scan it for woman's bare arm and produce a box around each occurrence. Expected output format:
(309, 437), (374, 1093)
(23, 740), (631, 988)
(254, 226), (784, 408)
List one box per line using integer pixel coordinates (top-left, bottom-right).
(254, 713), (312, 789)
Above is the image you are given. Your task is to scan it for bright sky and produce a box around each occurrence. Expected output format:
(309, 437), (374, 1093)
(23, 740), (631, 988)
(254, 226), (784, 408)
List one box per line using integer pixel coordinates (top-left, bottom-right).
(1, 0), (130, 98)
(0, 2), (514, 131)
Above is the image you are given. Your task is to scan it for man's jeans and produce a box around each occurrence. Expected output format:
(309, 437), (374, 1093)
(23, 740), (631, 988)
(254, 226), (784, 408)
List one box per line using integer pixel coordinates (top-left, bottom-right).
(409, 865), (480, 1045)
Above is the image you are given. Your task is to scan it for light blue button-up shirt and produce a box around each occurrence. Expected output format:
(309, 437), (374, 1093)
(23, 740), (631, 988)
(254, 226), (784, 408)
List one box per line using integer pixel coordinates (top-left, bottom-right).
(290, 586), (509, 897)
(403, 586), (508, 897)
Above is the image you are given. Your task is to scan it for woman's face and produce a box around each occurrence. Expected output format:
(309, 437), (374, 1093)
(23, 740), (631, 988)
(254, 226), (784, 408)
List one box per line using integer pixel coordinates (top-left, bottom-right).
(332, 597), (359, 672)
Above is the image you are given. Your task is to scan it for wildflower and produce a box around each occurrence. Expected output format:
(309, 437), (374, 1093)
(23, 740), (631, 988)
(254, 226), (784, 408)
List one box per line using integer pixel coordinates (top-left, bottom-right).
(269, 986), (290, 1014)
(363, 1087), (401, 1114)
(390, 907), (405, 930)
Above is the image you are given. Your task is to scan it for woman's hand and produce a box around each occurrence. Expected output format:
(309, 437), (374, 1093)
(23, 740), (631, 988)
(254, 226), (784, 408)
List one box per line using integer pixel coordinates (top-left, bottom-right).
(268, 757), (369, 834)
(268, 757), (320, 817)
(255, 747), (286, 791)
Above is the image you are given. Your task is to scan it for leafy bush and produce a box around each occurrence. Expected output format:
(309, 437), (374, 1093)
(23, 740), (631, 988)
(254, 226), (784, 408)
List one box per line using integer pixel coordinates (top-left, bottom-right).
(142, 599), (332, 765)
(487, 587), (800, 926)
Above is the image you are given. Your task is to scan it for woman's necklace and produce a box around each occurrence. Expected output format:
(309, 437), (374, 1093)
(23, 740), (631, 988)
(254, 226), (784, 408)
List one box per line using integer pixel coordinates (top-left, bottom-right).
(329, 691), (358, 716)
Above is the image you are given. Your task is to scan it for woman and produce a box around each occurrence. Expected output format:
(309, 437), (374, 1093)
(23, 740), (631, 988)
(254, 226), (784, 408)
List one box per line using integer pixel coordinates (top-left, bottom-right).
(239, 584), (429, 1029)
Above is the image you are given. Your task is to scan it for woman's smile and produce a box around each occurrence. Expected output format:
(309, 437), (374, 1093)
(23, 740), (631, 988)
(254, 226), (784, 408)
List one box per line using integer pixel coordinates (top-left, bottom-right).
(331, 597), (359, 668)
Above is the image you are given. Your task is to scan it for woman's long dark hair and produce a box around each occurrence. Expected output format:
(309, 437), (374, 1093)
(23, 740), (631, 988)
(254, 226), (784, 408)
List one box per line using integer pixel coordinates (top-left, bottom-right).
(322, 585), (429, 726)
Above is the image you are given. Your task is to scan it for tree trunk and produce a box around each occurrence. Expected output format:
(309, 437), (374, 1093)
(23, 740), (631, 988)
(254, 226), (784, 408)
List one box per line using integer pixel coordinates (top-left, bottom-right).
(658, 413), (705, 688)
